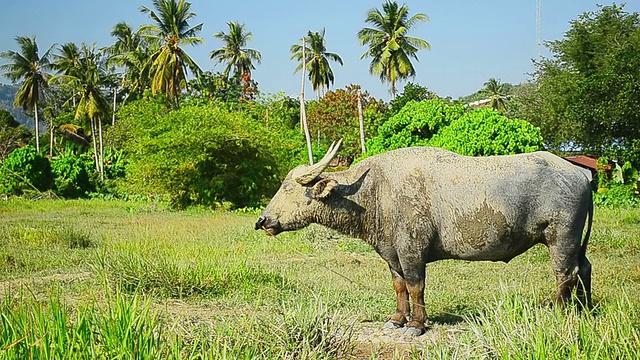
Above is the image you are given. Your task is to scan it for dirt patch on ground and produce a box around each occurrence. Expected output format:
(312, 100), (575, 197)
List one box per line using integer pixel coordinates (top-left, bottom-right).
(351, 322), (437, 359)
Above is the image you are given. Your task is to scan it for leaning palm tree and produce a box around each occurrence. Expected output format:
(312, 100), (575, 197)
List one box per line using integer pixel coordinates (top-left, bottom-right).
(139, 0), (203, 108)
(210, 21), (261, 80)
(358, 1), (430, 100)
(0, 35), (54, 152)
(484, 78), (508, 112)
(291, 29), (343, 98)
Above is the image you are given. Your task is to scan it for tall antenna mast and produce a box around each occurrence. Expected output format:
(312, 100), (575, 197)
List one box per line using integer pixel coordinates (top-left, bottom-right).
(536, 0), (542, 58)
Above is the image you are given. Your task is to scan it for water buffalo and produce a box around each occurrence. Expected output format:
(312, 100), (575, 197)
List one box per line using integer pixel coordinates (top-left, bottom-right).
(255, 140), (593, 336)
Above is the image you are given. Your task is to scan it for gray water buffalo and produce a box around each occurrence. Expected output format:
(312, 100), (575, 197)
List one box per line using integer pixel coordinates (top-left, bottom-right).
(255, 140), (593, 336)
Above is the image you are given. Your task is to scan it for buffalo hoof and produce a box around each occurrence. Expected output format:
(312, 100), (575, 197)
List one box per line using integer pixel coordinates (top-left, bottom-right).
(404, 326), (425, 336)
(384, 320), (404, 329)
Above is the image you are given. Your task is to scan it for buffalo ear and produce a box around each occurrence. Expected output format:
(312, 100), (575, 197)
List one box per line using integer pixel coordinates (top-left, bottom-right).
(312, 179), (339, 200)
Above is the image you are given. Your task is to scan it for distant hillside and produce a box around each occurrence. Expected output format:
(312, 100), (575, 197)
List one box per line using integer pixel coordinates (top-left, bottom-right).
(0, 83), (31, 128)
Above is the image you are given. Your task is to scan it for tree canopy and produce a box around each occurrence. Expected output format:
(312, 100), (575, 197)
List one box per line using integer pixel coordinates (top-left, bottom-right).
(524, 4), (640, 165)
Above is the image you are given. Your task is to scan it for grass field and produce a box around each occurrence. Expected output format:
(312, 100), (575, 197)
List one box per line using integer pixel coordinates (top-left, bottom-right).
(0, 199), (639, 359)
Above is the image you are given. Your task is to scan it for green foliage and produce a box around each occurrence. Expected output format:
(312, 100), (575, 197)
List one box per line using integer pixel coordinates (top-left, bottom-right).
(0, 145), (52, 196)
(108, 99), (304, 209)
(306, 84), (387, 161)
(429, 108), (544, 156)
(524, 4), (640, 165)
(363, 98), (465, 158)
(594, 184), (639, 208)
(50, 152), (97, 198)
(0, 109), (31, 159)
(388, 82), (436, 116)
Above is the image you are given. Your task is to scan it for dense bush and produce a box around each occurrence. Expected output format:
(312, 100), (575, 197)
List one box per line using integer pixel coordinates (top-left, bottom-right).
(108, 99), (306, 209)
(50, 152), (97, 198)
(429, 108), (544, 156)
(594, 184), (639, 208)
(362, 98), (465, 158)
(0, 145), (52, 196)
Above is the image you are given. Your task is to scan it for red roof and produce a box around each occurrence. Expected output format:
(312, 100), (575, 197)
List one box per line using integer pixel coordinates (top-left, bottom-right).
(564, 155), (611, 171)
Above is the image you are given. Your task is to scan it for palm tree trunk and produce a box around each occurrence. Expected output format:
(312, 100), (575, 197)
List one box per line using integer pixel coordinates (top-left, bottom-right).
(300, 37), (314, 165)
(90, 117), (99, 172)
(98, 116), (104, 181)
(34, 102), (40, 152)
(357, 88), (366, 154)
(112, 87), (117, 126)
(49, 117), (54, 157)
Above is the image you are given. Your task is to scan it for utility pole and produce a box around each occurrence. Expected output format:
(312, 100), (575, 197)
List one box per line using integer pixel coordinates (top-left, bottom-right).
(537, 0), (542, 59)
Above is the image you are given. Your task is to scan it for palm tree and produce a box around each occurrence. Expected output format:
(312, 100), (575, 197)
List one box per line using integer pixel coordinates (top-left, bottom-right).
(0, 35), (54, 152)
(358, 1), (430, 100)
(52, 44), (111, 179)
(139, 0), (203, 107)
(104, 22), (153, 123)
(210, 21), (261, 79)
(291, 29), (343, 98)
(484, 78), (508, 112)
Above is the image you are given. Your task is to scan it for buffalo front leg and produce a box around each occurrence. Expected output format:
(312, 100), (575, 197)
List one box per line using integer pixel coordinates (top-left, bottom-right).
(384, 268), (410, 329)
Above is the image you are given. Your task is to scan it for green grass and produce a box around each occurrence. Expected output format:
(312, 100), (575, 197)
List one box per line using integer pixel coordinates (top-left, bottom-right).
(0, 199), (639, 359)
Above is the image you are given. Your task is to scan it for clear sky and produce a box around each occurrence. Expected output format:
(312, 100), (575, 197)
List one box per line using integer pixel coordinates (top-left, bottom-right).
(1, 1), (638, 101)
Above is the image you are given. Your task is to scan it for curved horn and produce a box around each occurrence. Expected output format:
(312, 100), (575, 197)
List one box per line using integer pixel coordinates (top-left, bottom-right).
(294, 138), (343, 185)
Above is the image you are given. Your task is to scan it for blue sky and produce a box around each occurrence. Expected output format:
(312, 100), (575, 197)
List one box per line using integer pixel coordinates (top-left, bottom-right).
(1, 0), (638, 101)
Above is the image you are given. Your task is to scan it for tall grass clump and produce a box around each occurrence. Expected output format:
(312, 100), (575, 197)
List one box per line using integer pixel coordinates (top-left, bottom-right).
(95, 241), (288, 299)
(457, 292), (640, 359)
(173, 301), (353, 359)
(0, 291), (165, 359)
(0, 225), (95, 277)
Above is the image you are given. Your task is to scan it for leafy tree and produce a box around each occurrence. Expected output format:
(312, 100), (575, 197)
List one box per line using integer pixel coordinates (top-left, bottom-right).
(210, 21), (261, 80)
(388, 82), (436, 116)
(306, 84), (386, 161)
(291, 29), (343, 98)
(139, 0), (203, 108)
(527, 4), (640, 165)
(358, 1), (430, 99)
(429, 108), (544, 156)
(0, 109), (31, 159)
(0, 35), (54, 152)
(362, 98), (464, 158)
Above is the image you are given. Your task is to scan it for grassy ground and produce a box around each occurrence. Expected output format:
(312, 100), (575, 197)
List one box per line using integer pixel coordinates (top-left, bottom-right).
(0, 199), (639, 359)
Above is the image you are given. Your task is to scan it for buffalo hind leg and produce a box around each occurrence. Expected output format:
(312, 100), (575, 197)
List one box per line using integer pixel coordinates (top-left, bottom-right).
(549, 245), (580, 307)
(401, 260), (427, 336)
(384, 268), (410, 329)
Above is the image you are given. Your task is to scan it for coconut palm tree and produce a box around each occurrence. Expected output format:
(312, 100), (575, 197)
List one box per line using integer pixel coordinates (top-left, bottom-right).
(291, 29), (343, 98)
(358, 1), (430, 100)
(210, 21), (261, 79)
(0, 35), (54, 152)
(484, 78), (508, 112)
(52, 44), (111, 178)
(139, 0), (203, 108)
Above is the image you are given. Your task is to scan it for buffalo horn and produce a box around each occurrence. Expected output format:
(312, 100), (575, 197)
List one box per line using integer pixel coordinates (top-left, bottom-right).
(294, 138), (343, 185)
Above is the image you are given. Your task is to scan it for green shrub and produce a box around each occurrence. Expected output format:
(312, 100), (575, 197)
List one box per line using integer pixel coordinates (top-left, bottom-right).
(429, 108), (544, 156)
(594, 184), (639, 208)
(0, 145), (52, 196)
(107, 99), (306, 209)
(362, 98), (465, 159)
(50, 152), (97, 198)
